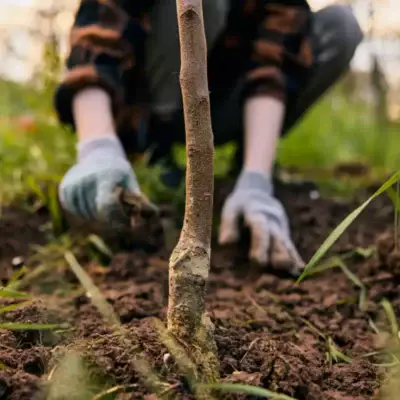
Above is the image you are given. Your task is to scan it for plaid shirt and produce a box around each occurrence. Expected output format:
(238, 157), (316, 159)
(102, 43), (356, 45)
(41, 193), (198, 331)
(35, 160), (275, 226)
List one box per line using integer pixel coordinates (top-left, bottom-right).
(55, 0), (313, 138)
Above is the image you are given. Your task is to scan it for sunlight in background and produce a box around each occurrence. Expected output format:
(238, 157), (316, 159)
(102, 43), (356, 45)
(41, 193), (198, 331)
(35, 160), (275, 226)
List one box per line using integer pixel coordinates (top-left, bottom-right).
(0, 0), (34, 5)
(0, 0), (399, 82)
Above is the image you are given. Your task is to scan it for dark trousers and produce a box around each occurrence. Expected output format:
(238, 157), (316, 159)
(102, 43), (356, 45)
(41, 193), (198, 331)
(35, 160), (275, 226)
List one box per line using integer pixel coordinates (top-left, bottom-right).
(131, 4), (363, 171)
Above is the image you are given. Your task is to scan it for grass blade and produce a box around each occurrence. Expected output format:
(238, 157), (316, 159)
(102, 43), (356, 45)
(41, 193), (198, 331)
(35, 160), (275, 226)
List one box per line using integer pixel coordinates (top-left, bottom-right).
(0, 301), (31, 314)
(88, 234), (113, 258)
(25, 175), (47, 205)
(327, 337), (352, 364)
(300, 319), (351, 365)
(64, 251), (119, 327)
(48, 182), (63, 234)
(12, 263), (52, 291)
(0, 287), (31, 299)
(369, 318), (381, 335)
(6, 267), (26, 289)
(153, 319), (198, 390)
(381, 299), (400, 339)
(300, 317), (326, 340)
(300, 256), (342, 279)
(386, 186), (400, 210)
(354, 246), (375, 259)
(0, 322), (59, 330)
(64, 251), (166, 395)
(299, 256), (367, 310)
(299, 171), (400, 282)
(202, 383), (297, 399)
(47, 351), (95, 400)
(298, 202), (371, 281)
(337, 259), (367, 311)
(302, 248), (374, 279)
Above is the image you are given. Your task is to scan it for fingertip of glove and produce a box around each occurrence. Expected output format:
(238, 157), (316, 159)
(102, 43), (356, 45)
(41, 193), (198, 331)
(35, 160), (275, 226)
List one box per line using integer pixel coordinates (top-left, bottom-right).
(277, 260), (304, 277)
(218, 231), (239, 246)
(249, 252), (269, 267)
(291, 259), (306, 277)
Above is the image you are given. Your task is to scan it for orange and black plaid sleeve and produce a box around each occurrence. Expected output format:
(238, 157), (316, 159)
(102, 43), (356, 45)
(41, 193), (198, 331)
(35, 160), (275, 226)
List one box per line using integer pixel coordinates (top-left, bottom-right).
(247, 0), (313, 102)
(208, 0), (313, 104)
(54, 0), (155, 128)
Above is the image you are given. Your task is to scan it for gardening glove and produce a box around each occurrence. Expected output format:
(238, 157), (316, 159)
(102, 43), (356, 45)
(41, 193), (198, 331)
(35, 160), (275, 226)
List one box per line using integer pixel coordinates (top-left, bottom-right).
(59, 136), (155, 226)
(218, 171), (304, 275)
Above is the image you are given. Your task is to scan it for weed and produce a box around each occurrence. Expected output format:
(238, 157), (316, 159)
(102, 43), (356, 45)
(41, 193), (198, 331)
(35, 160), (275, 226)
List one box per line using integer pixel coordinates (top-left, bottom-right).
(299, 250), (370, 311)
(299, 170), (400, 280)
(0, 270), (59, 330)
(298, 170), (400, 398)
(300, 317), (352, 366)
(91, 384), (139, 400)
(202, 383), (298, 399)
(0, 287), (30, 299)
(87, 234), (113, 259)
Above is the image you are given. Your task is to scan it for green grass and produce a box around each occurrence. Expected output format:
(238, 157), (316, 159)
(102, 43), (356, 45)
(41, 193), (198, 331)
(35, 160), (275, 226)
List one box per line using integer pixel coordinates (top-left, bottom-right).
(0, 113), (74, 206)
(298, 170), (400, 281)
(278, 90), (400, 177)
(1, 75), (399, 209)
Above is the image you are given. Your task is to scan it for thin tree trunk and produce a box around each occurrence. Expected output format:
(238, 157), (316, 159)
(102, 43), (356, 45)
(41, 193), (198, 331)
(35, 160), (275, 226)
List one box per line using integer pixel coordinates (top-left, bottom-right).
(371, 55), (388, 128)
(167, 0), (219, 383)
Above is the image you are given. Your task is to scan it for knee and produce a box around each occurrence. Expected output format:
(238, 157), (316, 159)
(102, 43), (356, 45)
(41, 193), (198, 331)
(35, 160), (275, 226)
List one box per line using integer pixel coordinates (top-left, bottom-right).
(317, 5), (364, 62)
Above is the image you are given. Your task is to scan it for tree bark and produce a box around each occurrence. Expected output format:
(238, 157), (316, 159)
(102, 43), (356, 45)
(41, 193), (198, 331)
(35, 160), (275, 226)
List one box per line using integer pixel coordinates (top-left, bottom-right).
(167, 0), (219, 383)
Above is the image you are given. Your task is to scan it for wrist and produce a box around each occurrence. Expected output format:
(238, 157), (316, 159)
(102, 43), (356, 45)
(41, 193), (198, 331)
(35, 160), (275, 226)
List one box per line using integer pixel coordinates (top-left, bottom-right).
(77, 136), (127, 163)
(73, 88), (115, 139)
(235, 170), (273, 194)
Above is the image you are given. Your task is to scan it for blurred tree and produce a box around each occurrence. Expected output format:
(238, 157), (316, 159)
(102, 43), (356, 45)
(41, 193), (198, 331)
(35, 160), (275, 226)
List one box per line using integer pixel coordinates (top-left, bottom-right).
(367, 0), (389, 127)
(371, 55), (388, 128)
(29, 7), (63, 112)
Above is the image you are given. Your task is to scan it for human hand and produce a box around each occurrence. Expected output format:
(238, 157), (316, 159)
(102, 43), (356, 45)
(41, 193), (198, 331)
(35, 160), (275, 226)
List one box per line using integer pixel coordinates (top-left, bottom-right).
(59, 137), (157, 226)
(218, 171), (304, 275)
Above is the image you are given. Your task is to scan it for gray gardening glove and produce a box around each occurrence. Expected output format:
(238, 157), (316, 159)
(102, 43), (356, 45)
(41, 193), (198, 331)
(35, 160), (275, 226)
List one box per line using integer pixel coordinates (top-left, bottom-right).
(59, 136), (152, 225)
(218, 171), (304, 275)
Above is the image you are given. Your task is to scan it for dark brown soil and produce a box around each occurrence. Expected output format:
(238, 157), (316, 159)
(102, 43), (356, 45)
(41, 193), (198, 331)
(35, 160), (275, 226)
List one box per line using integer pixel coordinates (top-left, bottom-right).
(1, 182), (399, 399)
(0, 207), (47, 284)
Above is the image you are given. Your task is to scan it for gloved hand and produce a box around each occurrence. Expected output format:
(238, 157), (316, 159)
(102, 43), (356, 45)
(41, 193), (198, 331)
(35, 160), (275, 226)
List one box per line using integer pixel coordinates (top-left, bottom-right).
(59, 136), (152, 226)
(218, 171), (304, 275)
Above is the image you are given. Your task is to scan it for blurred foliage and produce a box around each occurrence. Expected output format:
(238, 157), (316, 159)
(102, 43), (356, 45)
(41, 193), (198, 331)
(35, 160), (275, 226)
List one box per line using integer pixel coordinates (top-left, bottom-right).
(0, 114), (74, 206)
(173, 141), (237, 178)
(1, 25), (400, 209)
(279, 88), (400, 177)
(2, 76), (400, 208)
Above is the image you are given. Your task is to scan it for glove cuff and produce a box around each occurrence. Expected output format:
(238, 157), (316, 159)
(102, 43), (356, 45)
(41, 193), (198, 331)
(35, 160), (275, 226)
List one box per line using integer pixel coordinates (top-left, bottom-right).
(77, 136), (126, 163)
(235, 171), (273, 195)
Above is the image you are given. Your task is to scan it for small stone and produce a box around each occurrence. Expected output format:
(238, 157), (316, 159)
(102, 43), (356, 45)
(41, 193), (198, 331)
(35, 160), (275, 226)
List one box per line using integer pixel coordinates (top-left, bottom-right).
(309, 190), (320, 200)
(163, 353), (172, 367)
(11, 256), (25, 268)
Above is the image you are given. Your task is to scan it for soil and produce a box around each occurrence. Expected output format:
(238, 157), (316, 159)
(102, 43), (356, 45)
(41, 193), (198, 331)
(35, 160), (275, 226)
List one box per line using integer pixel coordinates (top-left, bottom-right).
(1, 181), (400, 400)
(0, 207), (47, 284)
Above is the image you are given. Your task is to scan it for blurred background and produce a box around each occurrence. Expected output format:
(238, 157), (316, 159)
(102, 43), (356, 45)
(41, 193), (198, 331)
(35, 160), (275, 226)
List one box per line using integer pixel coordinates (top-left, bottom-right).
(1, 0), (400, 205)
